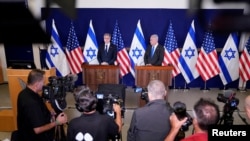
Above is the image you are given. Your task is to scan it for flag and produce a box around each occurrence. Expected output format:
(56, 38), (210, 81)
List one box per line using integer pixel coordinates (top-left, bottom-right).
(65, 21), (84, 74)
(111, 20), (131, 77)
(219, 33), (239, 85)
(129, 20), (146, 77)
(83, 20), (99, 64)
(45, 19), (70, 77)
(178, 20), (199, 84)
(239, 32), (250, 52)
(195, 29), (220, 81)
(162, 21), (181, 77)
(239, 36), (250, 82)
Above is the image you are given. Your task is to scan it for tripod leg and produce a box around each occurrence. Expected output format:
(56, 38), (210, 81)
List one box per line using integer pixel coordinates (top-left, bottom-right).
(218, 116), (223, 125)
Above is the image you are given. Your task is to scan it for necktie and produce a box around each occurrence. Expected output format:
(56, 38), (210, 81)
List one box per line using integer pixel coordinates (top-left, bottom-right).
(151, 46), (155, 57)
(105, 45), (108, 54)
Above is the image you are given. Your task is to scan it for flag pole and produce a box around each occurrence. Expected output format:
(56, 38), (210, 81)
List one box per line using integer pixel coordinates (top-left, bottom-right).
(201, 81), (209, 92)
(221, 85), (228, 91)
(240, 81), (247, 92)
(172, 77), (178, 91)
(183, 82), (189, 92)
(204, 81), (207, 90)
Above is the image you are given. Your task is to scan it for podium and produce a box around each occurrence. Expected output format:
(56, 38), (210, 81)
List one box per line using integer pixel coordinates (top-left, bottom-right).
(0, 68), (56, 131)
(82, 64), (119, 91)
(135, 66), (173, 106)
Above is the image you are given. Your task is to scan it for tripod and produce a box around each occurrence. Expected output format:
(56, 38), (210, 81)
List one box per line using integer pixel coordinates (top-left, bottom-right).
(218, 105), (248, 125)
(55, 124), (67, 141)
(218, 103), (236, 125)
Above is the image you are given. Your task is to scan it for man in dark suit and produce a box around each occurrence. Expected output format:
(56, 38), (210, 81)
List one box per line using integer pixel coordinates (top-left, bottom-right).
(144, 34), (164, 66)
(127, 80), (172, 141)
(97, 33), (117, 65)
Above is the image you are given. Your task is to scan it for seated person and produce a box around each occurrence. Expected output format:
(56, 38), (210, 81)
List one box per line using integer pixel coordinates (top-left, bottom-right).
(67, 85), (122, 141)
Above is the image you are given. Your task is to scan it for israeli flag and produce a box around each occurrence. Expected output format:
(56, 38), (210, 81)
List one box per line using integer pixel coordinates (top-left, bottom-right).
(219, 33), (239, 85)
(83, 20), (99, 64)
(129, 20), (146, 77)
(178, 20), (199, 83)
(46, 19), (70, 76)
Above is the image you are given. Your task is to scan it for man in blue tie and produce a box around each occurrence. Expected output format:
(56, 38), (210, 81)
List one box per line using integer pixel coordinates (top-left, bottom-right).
(144, 34), (164, 66)
(97, 33), (117, 65)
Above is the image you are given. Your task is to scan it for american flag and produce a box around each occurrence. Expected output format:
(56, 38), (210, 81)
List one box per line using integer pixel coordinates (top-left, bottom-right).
(239, 36), (250, 82)
(162, 21), (181, 77)
(112, 21), (131, 77)
(195, 30), (220, 81)
(65, 22), (84, 74)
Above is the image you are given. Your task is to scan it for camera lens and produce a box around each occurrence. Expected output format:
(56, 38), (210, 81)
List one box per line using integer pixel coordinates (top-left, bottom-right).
(173, 101), (187, 120)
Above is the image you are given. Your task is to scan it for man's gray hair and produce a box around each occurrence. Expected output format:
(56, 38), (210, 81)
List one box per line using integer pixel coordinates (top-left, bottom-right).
(147, 80), (166, 99)
(150, 34), (159, 41)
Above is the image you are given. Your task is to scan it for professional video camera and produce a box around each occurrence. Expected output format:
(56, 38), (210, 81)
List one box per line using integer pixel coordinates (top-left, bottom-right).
(42, 75), (77, 114)
(96, 93), (125, 119)
(217, 90), (239, 125)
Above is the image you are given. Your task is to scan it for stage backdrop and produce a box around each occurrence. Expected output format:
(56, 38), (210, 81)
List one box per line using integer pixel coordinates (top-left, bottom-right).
(37, 8), (245, 89)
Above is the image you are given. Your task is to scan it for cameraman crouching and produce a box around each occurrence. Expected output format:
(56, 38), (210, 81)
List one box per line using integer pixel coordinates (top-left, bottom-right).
(164, 98), (220, 141)
(67, 85), (122, 141)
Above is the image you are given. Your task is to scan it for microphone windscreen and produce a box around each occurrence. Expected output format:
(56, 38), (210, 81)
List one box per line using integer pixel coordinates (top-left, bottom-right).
(223, 90), (233, 98)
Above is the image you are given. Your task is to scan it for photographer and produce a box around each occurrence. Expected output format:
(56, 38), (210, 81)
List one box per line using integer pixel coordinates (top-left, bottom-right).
(127, 80), (172, 141)
(164, 98), (220, 141)
(16, 69), (68, 141)
(67, 85), (122, 141)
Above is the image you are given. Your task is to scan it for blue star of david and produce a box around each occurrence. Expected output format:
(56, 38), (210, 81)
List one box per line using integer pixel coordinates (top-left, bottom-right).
(86, 47), (97, 59)
(50, 45), (59, 57)
(132, 47), (143, 59)
(224, 48), (236, 60)
(184, 46), (195, 59)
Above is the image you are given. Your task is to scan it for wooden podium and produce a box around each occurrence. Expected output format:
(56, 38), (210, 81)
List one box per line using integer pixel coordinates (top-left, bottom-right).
(135, 66), (173, 106)
(0, 68), (56, 131)
(82, 64), (119, 91)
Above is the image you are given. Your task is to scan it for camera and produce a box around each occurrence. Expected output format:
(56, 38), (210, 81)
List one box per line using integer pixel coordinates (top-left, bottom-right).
(134, 87), (148, 103)
(217, 92), (239, 111)
(173, 101), (193, 132)
(96, 93), (125, 119)
(217, 90), (239, 125)
(42, 75), (76, 114)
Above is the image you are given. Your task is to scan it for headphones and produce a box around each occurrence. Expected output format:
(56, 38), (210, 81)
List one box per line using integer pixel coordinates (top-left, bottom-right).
(74, 86), (97, 112)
